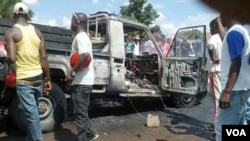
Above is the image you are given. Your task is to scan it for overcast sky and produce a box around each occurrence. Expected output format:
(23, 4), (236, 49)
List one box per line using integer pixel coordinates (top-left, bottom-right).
(23, 0), (219, 35)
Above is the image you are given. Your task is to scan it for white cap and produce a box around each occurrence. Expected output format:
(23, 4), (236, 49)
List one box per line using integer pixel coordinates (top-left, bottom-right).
(13, 2), (29, 15)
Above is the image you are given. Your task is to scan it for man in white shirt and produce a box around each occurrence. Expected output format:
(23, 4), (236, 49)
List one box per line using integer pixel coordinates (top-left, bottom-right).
(215, 13), (250, 141)
(140, 35), (154, 55)
(204, 18), (223, 132)
(133, 35), (140, 56)
(65, 12), (98, 141)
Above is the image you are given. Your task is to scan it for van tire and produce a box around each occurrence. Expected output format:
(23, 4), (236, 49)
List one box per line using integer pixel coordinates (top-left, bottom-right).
(10, 82), (67, 133)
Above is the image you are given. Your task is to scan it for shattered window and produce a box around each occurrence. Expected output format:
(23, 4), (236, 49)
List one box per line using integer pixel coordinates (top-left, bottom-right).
(88, 20), (108, 53)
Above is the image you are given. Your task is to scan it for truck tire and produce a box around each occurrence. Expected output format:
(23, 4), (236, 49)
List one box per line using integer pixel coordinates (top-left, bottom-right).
(171, 76), (204, 108)
(172, 91), (207, 108)
(10, 82), (67, 133)
(172, 94), (197, 108)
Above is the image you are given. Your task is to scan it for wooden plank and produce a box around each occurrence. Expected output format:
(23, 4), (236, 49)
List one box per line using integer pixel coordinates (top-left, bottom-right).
(0, 26), (10, 35)
(0, 18), (72, 48)
(33, 24), (72, 36)
(42, 32), (72, 44)
(45, 41), (71, 52)
(0, 18), (72, 37)
(0, 19), (14, 27)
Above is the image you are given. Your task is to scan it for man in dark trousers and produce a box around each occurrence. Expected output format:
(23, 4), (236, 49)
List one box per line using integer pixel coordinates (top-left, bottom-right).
(65, 12), (99, 141)
(5, 2), (52, 141)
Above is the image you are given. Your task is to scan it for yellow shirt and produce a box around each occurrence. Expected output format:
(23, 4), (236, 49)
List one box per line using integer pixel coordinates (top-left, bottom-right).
(14, 24), (42, 79)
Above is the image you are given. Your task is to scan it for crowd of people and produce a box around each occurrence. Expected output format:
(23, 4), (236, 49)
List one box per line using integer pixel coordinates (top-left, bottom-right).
(3, 2), (250, 141)
(124, 33), (172, 58)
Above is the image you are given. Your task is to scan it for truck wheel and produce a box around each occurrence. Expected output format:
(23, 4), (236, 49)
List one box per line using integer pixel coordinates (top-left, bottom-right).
(172, 95), (197, 108)
(172, 77), (197, 108)
(10, 82), (67, 133)
(172, 91), (207, 108)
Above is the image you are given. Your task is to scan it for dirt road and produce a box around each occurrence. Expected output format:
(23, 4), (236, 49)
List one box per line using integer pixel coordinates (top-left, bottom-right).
(0, 94), (215, 141)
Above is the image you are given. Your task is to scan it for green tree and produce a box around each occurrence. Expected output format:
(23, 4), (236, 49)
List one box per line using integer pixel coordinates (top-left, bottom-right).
(183, 29), (202, 40)
(0, 0), (34, 19)
(150, 25), (162, 34)
(120, 0), (159, 26)
(177, 29), (203, 40)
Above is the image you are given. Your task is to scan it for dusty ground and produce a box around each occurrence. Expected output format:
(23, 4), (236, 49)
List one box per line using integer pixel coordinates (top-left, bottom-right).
(0, 94), (215, 141)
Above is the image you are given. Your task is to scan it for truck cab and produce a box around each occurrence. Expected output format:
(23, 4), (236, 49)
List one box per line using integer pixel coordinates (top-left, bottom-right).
(87, 12), (208, 107)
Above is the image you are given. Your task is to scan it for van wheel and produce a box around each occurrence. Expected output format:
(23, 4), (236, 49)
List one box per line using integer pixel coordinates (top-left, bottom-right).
(10, 82), (67, 133)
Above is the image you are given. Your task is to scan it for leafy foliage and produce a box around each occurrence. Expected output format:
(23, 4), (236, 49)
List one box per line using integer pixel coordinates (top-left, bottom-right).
(120, 0), (159, 26)
(176, 29), (203, 40)
(0, 0), (34, 19)
(150, 25), (162, 34)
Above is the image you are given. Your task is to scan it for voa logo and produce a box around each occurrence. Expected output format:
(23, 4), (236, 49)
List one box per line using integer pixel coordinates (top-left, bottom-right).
(226, 129), (246, 136)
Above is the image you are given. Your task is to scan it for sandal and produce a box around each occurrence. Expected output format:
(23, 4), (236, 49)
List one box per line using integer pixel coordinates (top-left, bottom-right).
(204, 125), (214, 132)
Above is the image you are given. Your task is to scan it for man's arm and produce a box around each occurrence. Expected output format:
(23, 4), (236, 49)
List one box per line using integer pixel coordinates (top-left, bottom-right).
(36, 28), (51, 80)
(224, 31), (245, 92)
(71, 36), (91, 73)
(208, 44), (215, 61)
(217, 16), (226, 40)
(219, 59), (241, 109)
(5, 28), (18, 64)
(224, 59), (241, 92)
(73, 53), (90, 72)
(219, 31), (244, 109)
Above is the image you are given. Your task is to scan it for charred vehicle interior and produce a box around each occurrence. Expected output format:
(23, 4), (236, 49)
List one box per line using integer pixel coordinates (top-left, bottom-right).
(87, 12), (208, 107)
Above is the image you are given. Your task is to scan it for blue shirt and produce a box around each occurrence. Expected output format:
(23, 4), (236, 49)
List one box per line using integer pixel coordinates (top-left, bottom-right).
(125, 41), (134, 54)
(227, 31), (244, 60)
